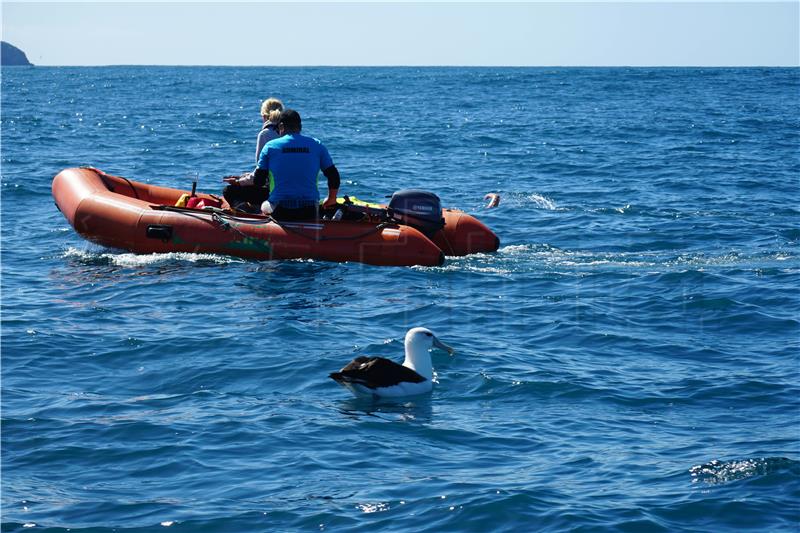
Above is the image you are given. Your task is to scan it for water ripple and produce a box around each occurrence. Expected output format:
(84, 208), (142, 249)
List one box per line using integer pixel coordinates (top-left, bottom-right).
(2, 66), (798, 533)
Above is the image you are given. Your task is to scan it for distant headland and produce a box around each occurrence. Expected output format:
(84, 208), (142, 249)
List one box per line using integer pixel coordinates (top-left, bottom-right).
(2, 41), (33, 66)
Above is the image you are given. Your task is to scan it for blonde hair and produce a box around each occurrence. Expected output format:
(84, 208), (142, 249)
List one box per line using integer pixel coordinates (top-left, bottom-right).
(260, 98), (284, 120)
(266, 109), (282, 123)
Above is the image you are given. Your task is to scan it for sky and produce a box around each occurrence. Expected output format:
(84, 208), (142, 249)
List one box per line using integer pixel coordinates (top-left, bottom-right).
(1, 1), (798, 66)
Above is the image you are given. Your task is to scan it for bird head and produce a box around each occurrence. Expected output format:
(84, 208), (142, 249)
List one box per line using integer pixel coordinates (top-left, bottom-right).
(403, 327), (454, 377)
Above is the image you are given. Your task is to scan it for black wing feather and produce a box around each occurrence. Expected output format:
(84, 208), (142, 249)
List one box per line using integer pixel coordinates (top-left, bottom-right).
(329, 356), (426, 389)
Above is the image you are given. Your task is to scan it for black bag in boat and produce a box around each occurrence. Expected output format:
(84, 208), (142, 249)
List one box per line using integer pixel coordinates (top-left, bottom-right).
(387, 189), (445, 237)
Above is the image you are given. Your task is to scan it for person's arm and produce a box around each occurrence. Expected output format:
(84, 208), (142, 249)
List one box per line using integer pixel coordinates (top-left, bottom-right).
(224, 145), (270, 186)
(322, 165), (340, 208)
(255, 130), (266, 165)
(222, 169), (264, 187)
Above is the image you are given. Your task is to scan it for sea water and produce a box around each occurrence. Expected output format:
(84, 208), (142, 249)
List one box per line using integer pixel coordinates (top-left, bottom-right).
(2, 67), (799, 532)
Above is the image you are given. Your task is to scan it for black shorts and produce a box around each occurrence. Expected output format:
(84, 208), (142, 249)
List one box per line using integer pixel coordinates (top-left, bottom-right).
(223, 184), (269, 210)
(271, 204), (319, 221)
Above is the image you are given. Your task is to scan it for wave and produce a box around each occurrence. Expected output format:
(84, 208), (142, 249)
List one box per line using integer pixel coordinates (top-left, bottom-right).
(497, 191), (559, 210)
(63, 247), (243, 267)
(526, 193), (558, 210)
(690, 457), (800, 485)
(493, 244), (798, 272)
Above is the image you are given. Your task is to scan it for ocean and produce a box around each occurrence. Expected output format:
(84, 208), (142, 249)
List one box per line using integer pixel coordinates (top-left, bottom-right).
(1, 66), (798, 532)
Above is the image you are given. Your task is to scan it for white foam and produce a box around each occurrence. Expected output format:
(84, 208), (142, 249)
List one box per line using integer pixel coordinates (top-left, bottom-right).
(63, 247), (96, 260)
(499, 244), (658, 268)
(63, 247), (241, 267)
(358, 502), (390, 513)
(500, 244), (534, 254)
(414, 259), (512, 275)
(527, 193), (558, 210)
(447, 264), (513, 275)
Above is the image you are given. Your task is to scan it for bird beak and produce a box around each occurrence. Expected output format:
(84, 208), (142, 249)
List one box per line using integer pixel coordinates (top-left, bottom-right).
(433, 336), (455, 356)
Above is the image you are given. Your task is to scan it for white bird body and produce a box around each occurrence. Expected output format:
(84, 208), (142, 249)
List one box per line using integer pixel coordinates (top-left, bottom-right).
(330, 327), (454, 399)
(339, 374), (433, 398)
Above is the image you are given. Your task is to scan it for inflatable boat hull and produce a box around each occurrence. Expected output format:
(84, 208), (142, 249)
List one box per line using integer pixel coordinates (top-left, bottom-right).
(52, 167), (498, 267)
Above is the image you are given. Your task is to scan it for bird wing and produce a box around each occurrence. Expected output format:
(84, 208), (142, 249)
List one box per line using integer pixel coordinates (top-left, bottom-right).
(329, 356), (426, 389)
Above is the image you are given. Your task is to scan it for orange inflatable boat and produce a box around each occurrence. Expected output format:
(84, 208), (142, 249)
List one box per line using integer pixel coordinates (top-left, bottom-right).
(52, 167), (499, 267)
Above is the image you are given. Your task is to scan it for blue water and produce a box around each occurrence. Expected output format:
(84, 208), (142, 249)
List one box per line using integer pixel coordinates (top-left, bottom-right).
(2, 67), (799, 532)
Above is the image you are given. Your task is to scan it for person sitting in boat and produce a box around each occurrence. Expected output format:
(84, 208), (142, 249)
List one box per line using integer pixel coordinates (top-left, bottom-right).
(255, 97), (283, 164)
(222, 97), (285, 212)
(224, 109), (340, 221)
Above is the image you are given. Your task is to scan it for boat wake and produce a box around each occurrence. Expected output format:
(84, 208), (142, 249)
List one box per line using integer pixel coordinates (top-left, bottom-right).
(495, 244), (797, 272)
(690, 457), (799, 485)
(63, 247), (242, 267)
(495, 191), (559, 210)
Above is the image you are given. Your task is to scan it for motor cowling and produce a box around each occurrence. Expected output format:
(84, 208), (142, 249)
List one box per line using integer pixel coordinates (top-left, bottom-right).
(388, 189), (445, 237)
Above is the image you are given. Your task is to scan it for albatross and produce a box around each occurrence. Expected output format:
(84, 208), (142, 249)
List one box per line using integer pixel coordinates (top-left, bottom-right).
(329, 327), (455, 398)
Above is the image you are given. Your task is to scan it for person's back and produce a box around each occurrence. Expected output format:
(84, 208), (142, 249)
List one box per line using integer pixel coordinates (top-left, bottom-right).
(261, 133), (331, 206)
(255, 109), (340, 220)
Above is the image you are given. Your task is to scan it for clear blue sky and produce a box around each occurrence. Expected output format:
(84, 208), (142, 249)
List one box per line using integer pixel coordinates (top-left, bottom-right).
(2, 1), (798, 66)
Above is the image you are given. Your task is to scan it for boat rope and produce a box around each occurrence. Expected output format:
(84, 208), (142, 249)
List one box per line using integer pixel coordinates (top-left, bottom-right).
(154, 205), (392, 242)
(85, 167), (141, 200)
(155, 205), (267, 222)
(211, 212), (270, 244)
(271, 218), (392, 243)
(438, 228), (455, 256)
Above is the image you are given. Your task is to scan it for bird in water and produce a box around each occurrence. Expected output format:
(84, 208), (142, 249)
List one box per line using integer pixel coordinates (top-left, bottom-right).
(484, 193), (500, 208)
(329, 327), (455, 398)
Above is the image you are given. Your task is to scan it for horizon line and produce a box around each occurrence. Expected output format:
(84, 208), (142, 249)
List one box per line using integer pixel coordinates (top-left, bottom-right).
(5, 64), (800, 68)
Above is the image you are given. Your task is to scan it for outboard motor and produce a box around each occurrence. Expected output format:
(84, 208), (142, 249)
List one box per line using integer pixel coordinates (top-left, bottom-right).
(388, 189), (445, 237)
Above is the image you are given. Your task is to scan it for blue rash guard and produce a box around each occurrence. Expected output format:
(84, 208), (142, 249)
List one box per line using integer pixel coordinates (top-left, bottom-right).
(256, 133), (334, 206)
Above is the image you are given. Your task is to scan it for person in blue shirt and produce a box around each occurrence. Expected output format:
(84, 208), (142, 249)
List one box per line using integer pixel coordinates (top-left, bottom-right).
(224, 109), (340, 220)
